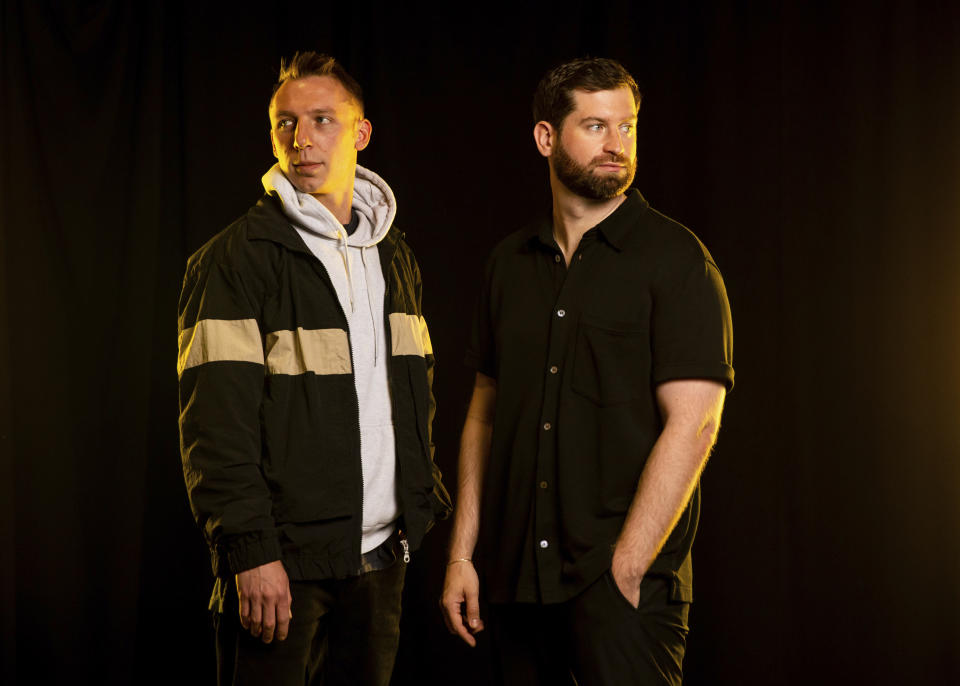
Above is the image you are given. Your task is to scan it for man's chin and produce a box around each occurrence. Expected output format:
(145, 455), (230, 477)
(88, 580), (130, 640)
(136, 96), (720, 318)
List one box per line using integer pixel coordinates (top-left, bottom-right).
(277, 165), (321, 192)
(593, 169), (635, 197)
(289, 177), (325, 195)
(590, 177), (632, 199)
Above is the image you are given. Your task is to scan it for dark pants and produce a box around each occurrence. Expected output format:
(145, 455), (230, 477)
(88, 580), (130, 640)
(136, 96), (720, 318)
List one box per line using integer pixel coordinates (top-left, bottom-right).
(214, 559), (406, 686)
(489, 571), (689, 686)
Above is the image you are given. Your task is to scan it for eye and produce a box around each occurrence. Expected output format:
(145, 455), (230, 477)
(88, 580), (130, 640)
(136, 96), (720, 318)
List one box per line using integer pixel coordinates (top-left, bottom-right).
(316, 116), (331, 124)
(588, 123), (604, 132)
(619, 124), (635, 134)
(277, 119), (293, 131)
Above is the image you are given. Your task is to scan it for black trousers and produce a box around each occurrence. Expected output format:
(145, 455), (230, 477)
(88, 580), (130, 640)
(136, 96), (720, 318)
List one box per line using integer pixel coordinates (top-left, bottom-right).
(214, 559), (406, 686)
(489, 571), (689, 686)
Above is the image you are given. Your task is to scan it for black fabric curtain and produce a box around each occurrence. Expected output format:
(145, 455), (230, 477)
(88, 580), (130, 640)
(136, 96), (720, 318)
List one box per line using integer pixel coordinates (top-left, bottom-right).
(3, 2), (959, 684)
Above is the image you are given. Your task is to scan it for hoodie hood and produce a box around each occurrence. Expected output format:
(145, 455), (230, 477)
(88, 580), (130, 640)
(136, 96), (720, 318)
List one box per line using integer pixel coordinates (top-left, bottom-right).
(261, 162), (396, 247)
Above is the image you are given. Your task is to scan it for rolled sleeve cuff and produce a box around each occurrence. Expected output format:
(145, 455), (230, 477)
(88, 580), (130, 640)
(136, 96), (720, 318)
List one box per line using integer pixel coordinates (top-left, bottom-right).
(653, 362), (735, 391)
(463, 349), (496, 379)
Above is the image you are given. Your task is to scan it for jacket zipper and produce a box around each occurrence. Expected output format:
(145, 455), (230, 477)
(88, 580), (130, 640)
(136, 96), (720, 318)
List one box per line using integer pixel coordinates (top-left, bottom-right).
(383, 275), (407, 562)
(307, 254), (365, 568)
(351, 331), (363, 568)
(312, 237), (406, 569)
(380, 242), (419, 564)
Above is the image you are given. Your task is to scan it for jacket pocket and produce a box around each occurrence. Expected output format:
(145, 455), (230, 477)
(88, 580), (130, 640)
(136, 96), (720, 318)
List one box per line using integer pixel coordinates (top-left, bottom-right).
(260, 378), (356, 522)
(572, 315), (649, 406)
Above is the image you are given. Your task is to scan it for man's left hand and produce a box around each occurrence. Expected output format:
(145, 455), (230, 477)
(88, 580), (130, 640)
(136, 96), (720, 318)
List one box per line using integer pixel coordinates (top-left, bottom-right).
(610, 549), (642, 608)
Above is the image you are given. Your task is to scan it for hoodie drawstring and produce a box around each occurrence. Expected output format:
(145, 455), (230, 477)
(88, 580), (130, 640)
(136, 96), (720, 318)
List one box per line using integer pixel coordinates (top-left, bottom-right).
(362, 246), (379, 366)
(339, 239), (380, 367)
(338, 230), (354, 312)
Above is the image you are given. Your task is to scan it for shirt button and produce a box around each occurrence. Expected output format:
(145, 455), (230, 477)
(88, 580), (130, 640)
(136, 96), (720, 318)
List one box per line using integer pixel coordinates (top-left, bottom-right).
(539, 480), (548, 489)
(554, 254), (561, 263)
(539, 539), (549, 549)
(549, 365), (558, 374)
(543, 422), (552, 431)
(557, 309), (566, 318)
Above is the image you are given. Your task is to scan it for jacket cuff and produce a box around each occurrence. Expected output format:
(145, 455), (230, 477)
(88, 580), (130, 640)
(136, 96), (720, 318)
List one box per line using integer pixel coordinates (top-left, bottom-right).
(215, 530), (283, 575)
(431, 483), (453, 520)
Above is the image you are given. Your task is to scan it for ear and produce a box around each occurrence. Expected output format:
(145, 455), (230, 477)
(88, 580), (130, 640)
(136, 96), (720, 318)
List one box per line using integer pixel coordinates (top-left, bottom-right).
(533, 121), (555, 158)
(270, 129), (278, 159)
(355, 118), (373, 151)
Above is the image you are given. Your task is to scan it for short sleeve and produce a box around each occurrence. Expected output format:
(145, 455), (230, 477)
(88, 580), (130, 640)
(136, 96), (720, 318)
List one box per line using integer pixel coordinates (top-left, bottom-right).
(651, 256), (734, 390)
(464, 255), (497, 378)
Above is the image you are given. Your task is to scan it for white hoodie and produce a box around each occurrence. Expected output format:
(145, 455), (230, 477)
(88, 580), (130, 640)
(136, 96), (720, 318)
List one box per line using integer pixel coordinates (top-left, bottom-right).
(262, 163), (399, 555)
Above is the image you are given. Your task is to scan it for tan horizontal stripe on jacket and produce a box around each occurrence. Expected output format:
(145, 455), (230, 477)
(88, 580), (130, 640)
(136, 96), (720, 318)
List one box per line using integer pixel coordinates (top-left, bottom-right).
(179, 315), (427, 376)
(178, 318), (263, 377)
(389, 312), (432, 358)
(179, 320), (353, 377)
(265, 327), (352, 376)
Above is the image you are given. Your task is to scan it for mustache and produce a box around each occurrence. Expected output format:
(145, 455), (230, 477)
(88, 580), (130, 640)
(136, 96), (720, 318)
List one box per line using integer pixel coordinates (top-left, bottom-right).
(590, 153), (630, 166)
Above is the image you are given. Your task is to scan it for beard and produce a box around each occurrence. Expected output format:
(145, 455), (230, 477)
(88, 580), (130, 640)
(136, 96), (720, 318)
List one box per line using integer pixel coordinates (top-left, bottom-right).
(552, 137), (636, 200)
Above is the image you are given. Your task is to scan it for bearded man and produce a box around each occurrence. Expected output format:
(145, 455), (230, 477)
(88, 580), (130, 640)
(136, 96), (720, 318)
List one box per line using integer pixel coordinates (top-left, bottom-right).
(440, 57), (734, 686)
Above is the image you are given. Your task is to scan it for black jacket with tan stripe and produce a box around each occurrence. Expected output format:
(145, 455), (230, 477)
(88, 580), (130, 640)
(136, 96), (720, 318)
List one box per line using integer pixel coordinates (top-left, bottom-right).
(177, 193), (452, 580)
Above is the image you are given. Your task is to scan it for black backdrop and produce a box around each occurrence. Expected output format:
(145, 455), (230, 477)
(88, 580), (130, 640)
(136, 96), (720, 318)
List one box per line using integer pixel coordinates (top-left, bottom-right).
(3, 1), (960, 684)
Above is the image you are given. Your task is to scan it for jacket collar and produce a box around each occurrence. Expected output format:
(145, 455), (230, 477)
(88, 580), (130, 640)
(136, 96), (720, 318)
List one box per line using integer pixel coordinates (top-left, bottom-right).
(377, 224), (401, 267)
(246, 193), (314, 254)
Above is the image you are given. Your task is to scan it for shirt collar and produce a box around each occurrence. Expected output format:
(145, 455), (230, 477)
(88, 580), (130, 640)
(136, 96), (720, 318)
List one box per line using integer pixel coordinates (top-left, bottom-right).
(529, 189), (649, 252)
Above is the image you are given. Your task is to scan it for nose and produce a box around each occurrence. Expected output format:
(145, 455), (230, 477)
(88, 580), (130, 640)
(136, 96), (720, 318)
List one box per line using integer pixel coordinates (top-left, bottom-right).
(293, 121), (312, 150)
(603, 128), (624, 156)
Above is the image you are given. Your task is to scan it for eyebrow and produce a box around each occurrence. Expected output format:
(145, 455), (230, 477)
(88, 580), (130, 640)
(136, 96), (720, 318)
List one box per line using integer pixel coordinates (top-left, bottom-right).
(579, 115), (638, 124)
(273, 108), (337, 119)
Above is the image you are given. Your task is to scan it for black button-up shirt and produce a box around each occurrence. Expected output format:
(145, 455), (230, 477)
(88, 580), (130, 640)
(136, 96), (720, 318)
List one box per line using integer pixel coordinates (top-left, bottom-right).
(466, 191), (734, 604)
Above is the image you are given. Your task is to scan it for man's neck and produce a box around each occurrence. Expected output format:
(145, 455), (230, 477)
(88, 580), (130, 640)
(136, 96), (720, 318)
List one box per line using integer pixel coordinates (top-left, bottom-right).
(311, 181), (355, 225)
(549, 177), (627, 265)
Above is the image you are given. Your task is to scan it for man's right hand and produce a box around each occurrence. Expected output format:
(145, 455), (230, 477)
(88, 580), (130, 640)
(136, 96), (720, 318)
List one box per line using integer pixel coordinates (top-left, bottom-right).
(236, 560), (292, 644)
(440, 560), (484, 647)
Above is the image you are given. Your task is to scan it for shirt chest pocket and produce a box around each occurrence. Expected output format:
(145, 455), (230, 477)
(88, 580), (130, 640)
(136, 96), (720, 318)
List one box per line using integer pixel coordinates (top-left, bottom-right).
(572, 315), (650, 406)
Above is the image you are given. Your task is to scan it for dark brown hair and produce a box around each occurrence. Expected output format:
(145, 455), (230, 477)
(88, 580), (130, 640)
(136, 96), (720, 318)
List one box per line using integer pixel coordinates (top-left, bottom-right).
(532, 57), (641, 131)
(271, 51), (364, 115)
